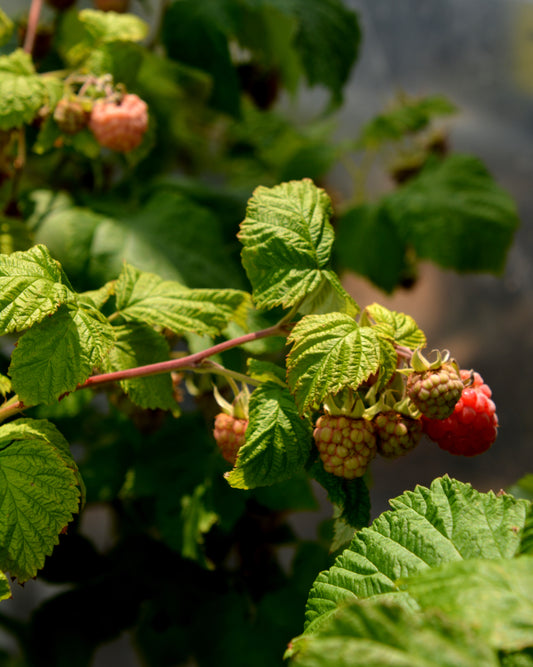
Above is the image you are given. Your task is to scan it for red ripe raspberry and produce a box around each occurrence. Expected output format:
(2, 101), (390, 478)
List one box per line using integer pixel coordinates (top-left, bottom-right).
(407, 361), (464, 419)
(374, 412), (423, 459)
(422, 370), (498, 456)
(313, 415), (376, 480)
(213, 412), (248, 465)
(53, 98), (90, 134)
(89, 94), (148, 153)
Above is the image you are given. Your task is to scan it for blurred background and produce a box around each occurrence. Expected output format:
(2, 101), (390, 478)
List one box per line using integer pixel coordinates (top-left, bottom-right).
(1, 0), (532, 664)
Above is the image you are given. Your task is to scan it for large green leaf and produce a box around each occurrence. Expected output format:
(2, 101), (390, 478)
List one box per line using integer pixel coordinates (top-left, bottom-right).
(239, 179), (355, 313)
(286, 313), (384, 414)
(0, 50), (48, 130)
(162, 0), (241, 116)
(289, 0), (361, 107)
(304, 477), (529, 634)
(335, 203), (410, 293)
(0, 244), (75, 335)
(88, 191), (244, 288)
(289, 598), (499, 667)
(385, 155), (520, 274)
(0, 419), (82, 583)
(104, 322), (176, 411)
(402, 556), (533, 652)
(225, 381), (313, 489)
(114, 264), (251, 336)
(10, 303), (115, 405)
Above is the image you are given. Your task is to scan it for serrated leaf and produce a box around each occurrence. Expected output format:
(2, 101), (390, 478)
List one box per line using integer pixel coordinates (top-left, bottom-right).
(10, 303), (115, 405)
(365, 303), (426, 350)
(114, 264), (251, 337)
(385, 155), (520, 274)
(225, 382), (313, 490)
(104, 322), (176, 411)
(401, 556), (533, 652)
(304, 476), (529, 634)
(290, 598), (499, 667)
(0, 419), (82, 583)
(286, 313), (382, 414)
(356, 94), (457, 149)
(0, 51), (47, 130)
(0, 244), (75, 335)
(0, 570), (10, 601)
(239, 180), (354, 312)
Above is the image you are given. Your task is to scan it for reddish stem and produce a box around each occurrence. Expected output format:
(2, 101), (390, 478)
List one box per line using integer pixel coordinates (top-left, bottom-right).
(80, 322), (288, 390)
(23, 0), (44, 55)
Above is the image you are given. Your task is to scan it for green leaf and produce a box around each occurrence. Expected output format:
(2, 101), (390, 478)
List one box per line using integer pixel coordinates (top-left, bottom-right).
(0, 419), (82, 583)
(401, 556), (533, 652)
(289, 598), (499, 667)
(519, 505), (533, 556)
(290, 0), (361, 107)
(304, 476), (530, 634)
(0, 50), (47, 130)
(356, 94), (457, 149)
(225, 382), (313, 490)
(57, 8), (148, 68)
(310, 458), (370, 530)
(114, 263), (251, 336)
(0, 374), (11, 398)
(385, 155), (520, 274)
(239, 179), (355, 313)
(89, 190), (244, 288)
(0, 244), (75, 335)
(335, 203), (410, 293)
(508, 474), (533, 502)
(0, 9), (14, 47)
(0, 215), (34, 254)
(104, 322), (176, 411)
(286, 313), (382, 414)
(364, 303), (426, 350)
(247, 358), (286, 386)
(162, 0), (241, 116)
(10, 303), (115, 405)
(0, 570), (10, 601)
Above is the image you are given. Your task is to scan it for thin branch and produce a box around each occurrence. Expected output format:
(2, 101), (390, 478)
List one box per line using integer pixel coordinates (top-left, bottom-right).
(79, 322), (289, 390)
(23, 0), (44, 55)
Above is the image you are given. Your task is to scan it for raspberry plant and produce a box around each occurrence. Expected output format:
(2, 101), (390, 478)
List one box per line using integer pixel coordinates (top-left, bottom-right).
(0, 1), (531, 666)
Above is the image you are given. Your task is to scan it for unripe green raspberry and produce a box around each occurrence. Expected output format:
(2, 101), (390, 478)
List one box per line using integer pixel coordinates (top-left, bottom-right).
(213, 412), (247, 465)
(374, 411), (423, 458)
(407, 361), (463, 419)
(313, 415), (376, 480)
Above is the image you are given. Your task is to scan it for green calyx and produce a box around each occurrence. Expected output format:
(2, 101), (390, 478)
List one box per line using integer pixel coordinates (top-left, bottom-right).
(323, 388), (366, 419)
(213, 383), (250, 420)
(410, 347), (454, 373)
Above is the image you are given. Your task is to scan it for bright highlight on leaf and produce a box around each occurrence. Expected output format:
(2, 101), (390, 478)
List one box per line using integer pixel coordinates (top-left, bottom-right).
(303, 476), (530, 635)
(10, 303), (115, 406)
(286, 313), (383, 414)
(225, 382), (313, 490)
(0, 244), (75, 335)
(363, 303), (426, 350)
(114, 264), (252, 337)
(0, 419), (82, 583)
(238, 179), (356, 314)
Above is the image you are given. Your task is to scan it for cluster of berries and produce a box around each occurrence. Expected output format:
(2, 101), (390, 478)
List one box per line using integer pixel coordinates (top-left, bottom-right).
(52, 91), (149, 153)
(212, 351), (498, 479)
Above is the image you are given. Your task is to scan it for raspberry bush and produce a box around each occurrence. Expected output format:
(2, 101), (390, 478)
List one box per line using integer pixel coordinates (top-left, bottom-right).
(0, 1), (530, 666)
